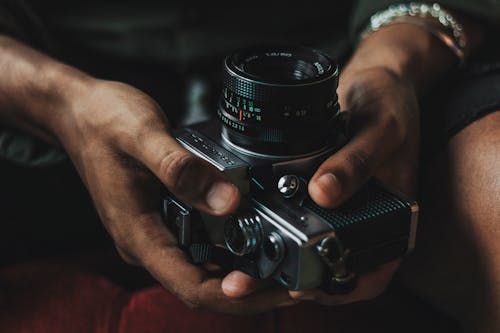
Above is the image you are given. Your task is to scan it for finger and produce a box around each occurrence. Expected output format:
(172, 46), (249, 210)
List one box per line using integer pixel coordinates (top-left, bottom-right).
(115, 245), (141, 266)
(122, 122), (240, 216)
(100, 164), (288, 314)
(309, 111), (404, 208)
(97, 133), (294, 313)
(222, 270), (276, 298)
(93, 134), (294, 314)
(129, 213), (297, 313)
(289, 260), (400, 305)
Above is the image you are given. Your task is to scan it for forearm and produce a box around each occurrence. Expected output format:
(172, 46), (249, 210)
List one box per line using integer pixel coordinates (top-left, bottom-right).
(0, 35), (93, 144)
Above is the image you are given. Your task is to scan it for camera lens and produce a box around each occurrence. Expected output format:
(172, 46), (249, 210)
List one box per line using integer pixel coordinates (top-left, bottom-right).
(224, 215), (263, 256)
(241, 56), (318, 82)
(218, 45), (340, 156)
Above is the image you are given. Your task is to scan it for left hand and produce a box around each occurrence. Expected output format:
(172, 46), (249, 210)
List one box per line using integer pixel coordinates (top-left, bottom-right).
(222, 66), (420, 304)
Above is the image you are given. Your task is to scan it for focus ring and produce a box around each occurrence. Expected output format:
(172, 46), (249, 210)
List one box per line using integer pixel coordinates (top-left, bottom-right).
(223, 68), (338, 103)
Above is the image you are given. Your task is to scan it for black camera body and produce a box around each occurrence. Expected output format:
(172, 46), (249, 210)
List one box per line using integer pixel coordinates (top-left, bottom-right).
(162, 46), (418, 293)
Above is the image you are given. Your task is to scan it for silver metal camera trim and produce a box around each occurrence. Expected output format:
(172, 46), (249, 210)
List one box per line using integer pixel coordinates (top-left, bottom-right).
(173, 124), (419, 291)
(252, 201), (305, 244)
(408, 203), (419, 253)
(380, 186), (419, 255)
(252, 200), (336, 289)
(221, 129), (334, 161)
(177, 134), (241, 172)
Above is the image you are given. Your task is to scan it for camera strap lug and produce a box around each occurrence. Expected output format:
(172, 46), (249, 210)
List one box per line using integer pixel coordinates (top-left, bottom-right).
(316, 236), (357, 294)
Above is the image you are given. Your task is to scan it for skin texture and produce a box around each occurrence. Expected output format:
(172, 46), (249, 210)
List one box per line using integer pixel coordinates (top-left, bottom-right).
(225, 22), (459, 303)
(0, 13), (497, 330)
(399, 111), (500, 332)
(0, 36), (296, 314)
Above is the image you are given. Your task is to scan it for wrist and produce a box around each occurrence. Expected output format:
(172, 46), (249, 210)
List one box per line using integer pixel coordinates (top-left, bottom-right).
(342, 23), (455, 94)
(0, 35), (97, 144)
(39, 63), (98, 141)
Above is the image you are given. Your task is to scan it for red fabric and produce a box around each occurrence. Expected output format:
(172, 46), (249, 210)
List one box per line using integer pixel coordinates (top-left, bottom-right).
(0, 254), (457, 333)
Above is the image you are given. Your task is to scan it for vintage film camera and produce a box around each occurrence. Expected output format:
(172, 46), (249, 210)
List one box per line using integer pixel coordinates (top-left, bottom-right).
(163, 46), (418, 294)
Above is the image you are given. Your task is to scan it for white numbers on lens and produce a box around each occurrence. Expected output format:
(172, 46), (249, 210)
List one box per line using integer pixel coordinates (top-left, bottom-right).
(266, 52), (292, 57)
(314, 62), (324, 74)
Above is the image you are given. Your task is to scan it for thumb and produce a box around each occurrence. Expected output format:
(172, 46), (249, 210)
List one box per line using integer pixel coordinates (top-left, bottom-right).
(124, 126), (240, 215)
(309, 116), (399, 208)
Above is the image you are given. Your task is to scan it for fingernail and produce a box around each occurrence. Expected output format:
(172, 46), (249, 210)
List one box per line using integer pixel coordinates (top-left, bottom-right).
(206, 182), (237, 213)
(316, 173), (341, 201)
(289, 291), (315, 301)
(221, 279), (238, 293)
(222, 278), (243, 297)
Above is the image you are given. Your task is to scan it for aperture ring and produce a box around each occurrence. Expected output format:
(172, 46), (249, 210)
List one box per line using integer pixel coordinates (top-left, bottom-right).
(217, 109), (286, 143)
(219, 95), (339, 126)
(217, 108), (341, 145)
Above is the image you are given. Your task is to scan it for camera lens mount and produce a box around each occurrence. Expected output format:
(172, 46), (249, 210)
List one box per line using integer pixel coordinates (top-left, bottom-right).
(218, 45), (341, 156)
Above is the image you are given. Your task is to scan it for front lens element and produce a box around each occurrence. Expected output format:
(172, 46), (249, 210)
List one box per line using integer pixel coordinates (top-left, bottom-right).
(240, 56), (319, 82)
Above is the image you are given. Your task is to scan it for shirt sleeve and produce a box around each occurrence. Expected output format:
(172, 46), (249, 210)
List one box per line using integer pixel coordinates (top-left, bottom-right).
(351, 0), (500, 36)
(0, 0), (65, 167)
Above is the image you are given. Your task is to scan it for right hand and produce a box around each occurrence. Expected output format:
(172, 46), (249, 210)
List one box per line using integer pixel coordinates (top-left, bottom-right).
(53, 79), (296, 313)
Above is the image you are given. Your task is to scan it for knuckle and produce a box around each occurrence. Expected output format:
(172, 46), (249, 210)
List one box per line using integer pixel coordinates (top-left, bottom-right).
(345, 149), (372, 179)
(106, 214), (166, 267)
(133, 112), (170, 144)
(98, 211), (132, 248)
(158, 150), (198, 191)
(380, 110), (407, 146)
(181, 295), (204, 311)
(115, 245), (140, 266)
(107, 221), (133, 247)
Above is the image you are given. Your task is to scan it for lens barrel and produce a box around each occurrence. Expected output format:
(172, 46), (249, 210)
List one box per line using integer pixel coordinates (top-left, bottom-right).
(218, 45), (340, 156)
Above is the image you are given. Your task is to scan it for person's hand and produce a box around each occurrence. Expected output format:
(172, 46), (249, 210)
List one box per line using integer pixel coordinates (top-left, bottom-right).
(290, 66), (419, 304)
(53, 79), (296, 313)
(222, 66), (419, 304)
